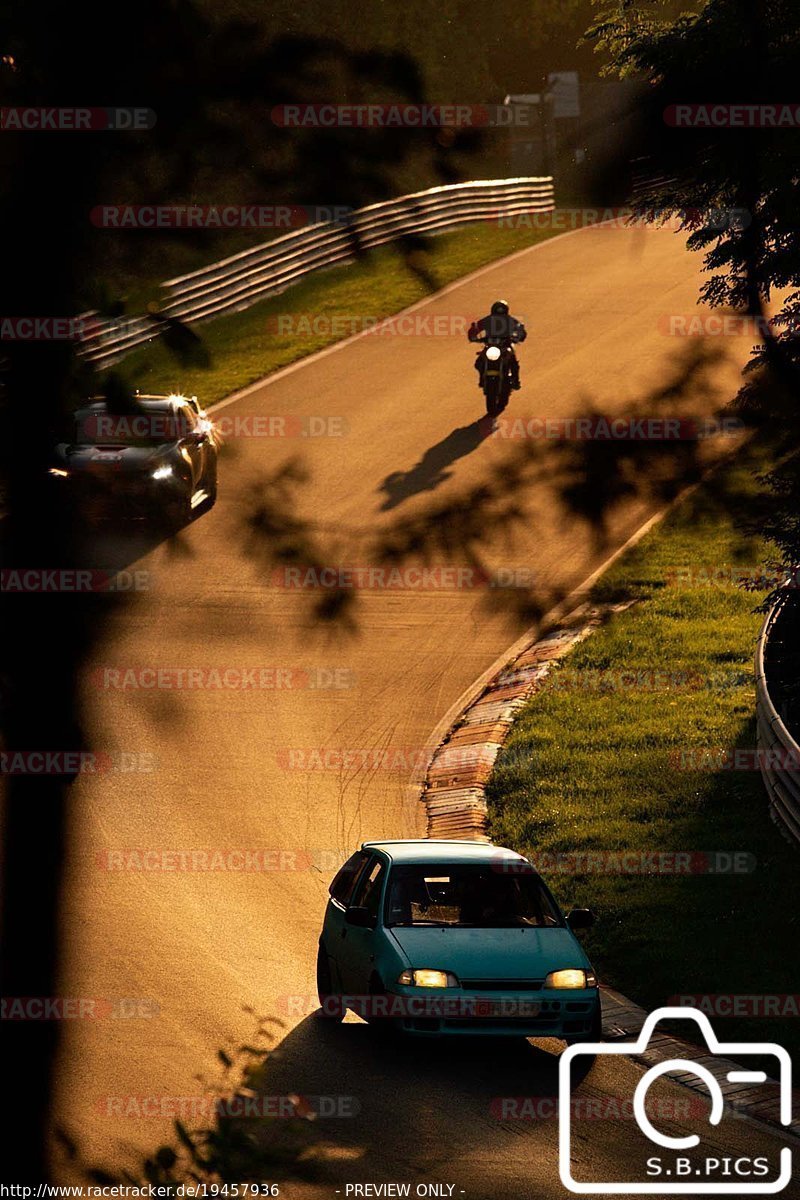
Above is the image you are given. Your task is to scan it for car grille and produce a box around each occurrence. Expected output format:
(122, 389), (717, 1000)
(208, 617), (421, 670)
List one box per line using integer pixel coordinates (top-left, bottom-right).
(442, 1016), (560, 1031)
(460, 979), (544, 991)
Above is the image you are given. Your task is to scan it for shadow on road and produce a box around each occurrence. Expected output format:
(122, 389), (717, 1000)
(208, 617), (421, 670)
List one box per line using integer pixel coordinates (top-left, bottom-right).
(62, 504), (215, 577)
(238, 338), (758, 638)
(239, 1014), (574, 1181)
(378, 417), (495, 511)
(65, 1013), (596, 1190)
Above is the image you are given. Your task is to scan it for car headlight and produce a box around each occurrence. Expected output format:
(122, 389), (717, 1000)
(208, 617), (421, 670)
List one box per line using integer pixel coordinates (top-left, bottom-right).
(152, 465), (174, 481)
(545, 968), (597, 989)
(397, 968), (459, 988)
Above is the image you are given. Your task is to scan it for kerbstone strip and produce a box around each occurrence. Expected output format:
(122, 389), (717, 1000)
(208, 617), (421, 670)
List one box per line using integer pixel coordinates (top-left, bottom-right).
(422, 603), (625, 839)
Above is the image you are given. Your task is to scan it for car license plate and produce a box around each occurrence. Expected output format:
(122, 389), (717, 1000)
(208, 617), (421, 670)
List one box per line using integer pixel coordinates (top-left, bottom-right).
(467, 999), (541, 1018)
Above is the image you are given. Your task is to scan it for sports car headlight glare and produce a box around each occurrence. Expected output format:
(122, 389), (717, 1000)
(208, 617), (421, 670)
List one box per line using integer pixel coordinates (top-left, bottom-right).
(152, 465), (174, 481)
(545, 968), (595, 989)
(397, 969), (459, 988)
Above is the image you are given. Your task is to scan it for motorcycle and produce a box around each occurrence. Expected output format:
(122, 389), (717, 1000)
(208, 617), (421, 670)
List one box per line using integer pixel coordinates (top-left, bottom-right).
(476, 342), (514, 417)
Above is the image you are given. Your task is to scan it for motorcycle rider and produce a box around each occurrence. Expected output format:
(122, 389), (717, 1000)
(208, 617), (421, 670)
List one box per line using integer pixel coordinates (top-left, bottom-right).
(468, 300), (527, 391)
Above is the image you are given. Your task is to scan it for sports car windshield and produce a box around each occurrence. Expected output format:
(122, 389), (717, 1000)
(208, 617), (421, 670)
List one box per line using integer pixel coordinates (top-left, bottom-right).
(73, 408), (189, 447)
(385, 863), (563, 928)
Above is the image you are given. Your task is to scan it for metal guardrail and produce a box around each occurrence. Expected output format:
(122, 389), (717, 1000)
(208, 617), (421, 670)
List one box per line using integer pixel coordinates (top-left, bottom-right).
(629, 156), (676, 207)
(81, 176), (555, 369)
(755, 594), (800, 847)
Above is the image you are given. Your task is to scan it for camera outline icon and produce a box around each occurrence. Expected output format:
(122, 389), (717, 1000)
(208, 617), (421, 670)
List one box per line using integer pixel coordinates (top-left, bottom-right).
(559, 1005), (793, 1194)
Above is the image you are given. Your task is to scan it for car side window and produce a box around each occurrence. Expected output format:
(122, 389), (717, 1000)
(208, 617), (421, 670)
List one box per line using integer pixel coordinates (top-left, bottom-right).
(352, 858), (386, 919)
(329, 851), (369, 906)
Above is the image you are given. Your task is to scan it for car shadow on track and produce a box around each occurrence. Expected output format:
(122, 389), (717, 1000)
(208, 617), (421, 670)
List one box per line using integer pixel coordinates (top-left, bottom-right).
(378, 417), (495, 511)
(66, 502), (214, 576)
(239, 1013), (594, 1185)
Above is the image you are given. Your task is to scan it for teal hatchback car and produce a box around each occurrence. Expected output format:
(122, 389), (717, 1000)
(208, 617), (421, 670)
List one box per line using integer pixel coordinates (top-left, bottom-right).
(316, 839), (601, 1039)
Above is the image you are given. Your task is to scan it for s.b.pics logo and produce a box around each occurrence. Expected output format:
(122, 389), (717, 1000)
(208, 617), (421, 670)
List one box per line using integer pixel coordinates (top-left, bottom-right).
(559, 1007), (793, 1193)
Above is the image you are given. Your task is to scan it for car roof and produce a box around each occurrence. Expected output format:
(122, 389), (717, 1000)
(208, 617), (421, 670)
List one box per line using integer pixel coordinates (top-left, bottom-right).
(134, 393), (199, 404)
(361, 839), (529, 866)
(86, 398), (199, 408)
(77, 397), (190, 414)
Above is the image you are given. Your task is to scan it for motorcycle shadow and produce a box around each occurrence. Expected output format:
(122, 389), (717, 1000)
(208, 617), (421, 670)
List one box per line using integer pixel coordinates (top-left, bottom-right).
(378, 417), (495, 511)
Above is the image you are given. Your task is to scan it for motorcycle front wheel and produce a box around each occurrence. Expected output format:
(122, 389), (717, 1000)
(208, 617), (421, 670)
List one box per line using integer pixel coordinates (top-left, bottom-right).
(484, 376), (502, 417)
(497, 377), (511, 414)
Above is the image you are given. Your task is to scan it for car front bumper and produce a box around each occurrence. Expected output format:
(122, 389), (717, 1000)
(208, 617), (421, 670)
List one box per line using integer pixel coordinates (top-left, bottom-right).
(53, 474), (185, 520)
(371, 987), (600, 1038)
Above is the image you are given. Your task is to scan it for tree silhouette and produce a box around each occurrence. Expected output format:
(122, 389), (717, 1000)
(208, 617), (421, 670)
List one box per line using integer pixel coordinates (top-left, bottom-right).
(588, 0), (800, 594)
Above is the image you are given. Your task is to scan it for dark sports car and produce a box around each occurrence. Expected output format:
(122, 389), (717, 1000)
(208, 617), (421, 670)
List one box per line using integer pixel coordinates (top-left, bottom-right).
(50, 394), (218, 526)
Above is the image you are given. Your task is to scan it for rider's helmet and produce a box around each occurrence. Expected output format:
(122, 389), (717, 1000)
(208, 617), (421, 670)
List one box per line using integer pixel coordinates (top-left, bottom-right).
(491, 299), (510, 315)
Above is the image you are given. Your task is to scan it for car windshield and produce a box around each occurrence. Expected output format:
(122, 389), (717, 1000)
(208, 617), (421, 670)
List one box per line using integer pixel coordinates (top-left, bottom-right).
(385, 863), (563, 928)
(73, 406), (190, 447)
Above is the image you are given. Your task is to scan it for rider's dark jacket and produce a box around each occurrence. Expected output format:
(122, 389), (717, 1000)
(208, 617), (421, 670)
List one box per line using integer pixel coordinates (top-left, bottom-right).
(468, 313), (527, 345)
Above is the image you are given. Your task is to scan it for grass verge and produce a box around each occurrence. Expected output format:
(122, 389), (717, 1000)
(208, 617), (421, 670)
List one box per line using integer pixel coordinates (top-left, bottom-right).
(485, 440), (800, 1061)
(112, 221), (562, 404)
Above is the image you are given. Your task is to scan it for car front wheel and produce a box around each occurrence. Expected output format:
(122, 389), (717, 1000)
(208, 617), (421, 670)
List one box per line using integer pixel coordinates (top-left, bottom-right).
(316, 944), (345, 1022)
(366, 972), (397, 1039)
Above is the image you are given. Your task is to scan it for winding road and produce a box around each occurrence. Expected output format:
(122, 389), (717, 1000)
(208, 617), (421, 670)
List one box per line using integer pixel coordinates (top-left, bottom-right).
(53, 222), (795, 1196)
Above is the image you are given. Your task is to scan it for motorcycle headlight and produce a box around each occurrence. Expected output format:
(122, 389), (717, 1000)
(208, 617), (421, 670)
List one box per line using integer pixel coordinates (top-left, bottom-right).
(545, 969), (597, 989)
(152, 465), (174, 481)
(485, 346), (502, 362)
(397, 969), (459, 988)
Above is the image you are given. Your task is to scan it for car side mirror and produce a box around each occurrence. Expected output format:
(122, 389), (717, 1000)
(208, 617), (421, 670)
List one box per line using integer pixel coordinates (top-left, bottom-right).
(345, 906), (375, 929)
(567, 907), (595, 930)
